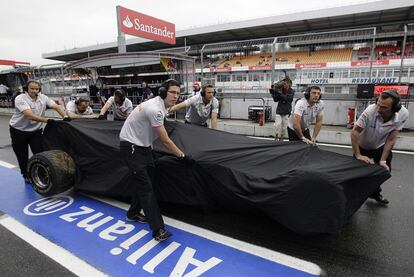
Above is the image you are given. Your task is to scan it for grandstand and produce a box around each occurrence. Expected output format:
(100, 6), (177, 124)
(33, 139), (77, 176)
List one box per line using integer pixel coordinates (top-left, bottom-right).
(37, 2), (413, 93)
(356, 44), (414, 60)
(216, 48), (353, 68)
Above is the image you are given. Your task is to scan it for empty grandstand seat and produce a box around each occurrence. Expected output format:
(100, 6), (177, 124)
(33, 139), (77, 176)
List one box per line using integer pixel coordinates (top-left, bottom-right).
(216, 48), (353, 68)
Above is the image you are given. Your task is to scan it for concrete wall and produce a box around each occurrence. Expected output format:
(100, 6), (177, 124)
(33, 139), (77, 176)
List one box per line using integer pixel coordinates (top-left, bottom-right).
(216, 120), (414, 151)
(219, 95), (414, 129)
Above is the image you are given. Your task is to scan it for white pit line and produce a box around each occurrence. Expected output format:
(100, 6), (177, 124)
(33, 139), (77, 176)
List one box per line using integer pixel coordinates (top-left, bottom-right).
(0, 214), (107, 277)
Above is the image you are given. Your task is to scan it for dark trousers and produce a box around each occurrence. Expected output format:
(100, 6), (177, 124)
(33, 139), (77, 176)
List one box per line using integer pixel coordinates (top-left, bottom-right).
(9, 126), (43, 178)
(120, 141), (164, 231)
(359, 145), (392, 196)
(287, 127), (311, 141)
(114, 118), (126, 121)
(184, 120), (208, 127)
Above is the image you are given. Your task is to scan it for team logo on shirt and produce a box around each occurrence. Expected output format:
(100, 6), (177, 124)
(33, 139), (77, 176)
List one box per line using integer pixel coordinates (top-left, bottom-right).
(155, 111), (163, 123)
(16, 99), (26, 107)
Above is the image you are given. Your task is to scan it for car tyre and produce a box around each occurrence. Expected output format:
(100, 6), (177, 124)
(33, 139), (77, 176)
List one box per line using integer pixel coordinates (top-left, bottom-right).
(27, 150), (76, 196)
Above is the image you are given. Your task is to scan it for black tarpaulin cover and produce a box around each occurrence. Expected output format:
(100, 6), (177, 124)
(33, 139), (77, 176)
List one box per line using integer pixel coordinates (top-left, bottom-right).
(43, 120), (390, 235)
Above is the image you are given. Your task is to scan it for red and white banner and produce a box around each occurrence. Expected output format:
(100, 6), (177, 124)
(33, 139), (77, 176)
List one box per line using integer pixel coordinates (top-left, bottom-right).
(118, 6), (175, 45)
(295, 63), (326, 69)
(0, 59), (30, 66)
(248, 65), (272, 71)
(374, 85), (409, 95)
(210, 67), (232, 72)
(351, 60), (389, 67)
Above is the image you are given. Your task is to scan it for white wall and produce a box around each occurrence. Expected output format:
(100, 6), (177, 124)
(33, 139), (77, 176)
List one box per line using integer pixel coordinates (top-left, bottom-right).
(219, 97), (414, 129)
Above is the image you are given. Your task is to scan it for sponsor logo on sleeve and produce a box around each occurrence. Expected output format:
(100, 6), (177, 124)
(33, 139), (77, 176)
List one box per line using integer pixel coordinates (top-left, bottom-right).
(155, 111), (163, 123)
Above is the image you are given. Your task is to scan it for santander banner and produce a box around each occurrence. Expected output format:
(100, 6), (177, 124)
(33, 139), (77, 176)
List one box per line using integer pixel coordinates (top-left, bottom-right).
(351, 60), (389, 66)
(295, 63), (326, 69)
(118, 6), (176, 45)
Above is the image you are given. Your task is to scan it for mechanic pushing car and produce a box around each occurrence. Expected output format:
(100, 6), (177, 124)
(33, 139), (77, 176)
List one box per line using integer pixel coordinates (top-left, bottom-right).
(169, 83), (219, 129)
(351, 89), (409, 204)
(9, 80), (67, 184)
(119, 79), (193, 242)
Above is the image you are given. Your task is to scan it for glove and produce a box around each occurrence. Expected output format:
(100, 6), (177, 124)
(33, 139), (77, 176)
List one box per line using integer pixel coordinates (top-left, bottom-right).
(47, 118), (56, 124)
(97, 114), (105, 120)
(63, 116), (72, 121)
(177, 154), (195, 165)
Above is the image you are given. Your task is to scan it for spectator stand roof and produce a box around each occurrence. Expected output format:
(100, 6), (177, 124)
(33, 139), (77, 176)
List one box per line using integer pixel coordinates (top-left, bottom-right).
(64, 51), (194, 70)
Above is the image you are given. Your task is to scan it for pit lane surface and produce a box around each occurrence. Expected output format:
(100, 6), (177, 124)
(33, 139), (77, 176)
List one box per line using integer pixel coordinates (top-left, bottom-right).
(0, 115), (413, 276)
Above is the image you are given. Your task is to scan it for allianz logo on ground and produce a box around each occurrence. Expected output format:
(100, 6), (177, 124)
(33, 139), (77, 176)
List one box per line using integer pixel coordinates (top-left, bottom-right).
(23, 196), (221, 276)
(21, 195), (316, 276)
(23, 196), (74, 216)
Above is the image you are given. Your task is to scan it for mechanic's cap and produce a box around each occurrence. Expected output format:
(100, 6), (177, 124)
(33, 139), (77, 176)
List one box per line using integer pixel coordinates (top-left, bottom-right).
(193, 82), (200, 88)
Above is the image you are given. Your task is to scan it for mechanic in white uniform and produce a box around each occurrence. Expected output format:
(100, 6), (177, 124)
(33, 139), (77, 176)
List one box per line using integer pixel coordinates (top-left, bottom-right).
(169, 84), (219, 129)
(66, 98), (95, 119)
(287, 86), (324, 144)
(119, 79), (192, 242)
(98, 89), (133, 121)
(9, 80), (66, 183)
(351, 90), (409, 204)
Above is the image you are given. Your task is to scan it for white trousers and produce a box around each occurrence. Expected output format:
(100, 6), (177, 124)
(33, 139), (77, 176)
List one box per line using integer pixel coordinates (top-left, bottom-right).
(274, 114), (289, 138)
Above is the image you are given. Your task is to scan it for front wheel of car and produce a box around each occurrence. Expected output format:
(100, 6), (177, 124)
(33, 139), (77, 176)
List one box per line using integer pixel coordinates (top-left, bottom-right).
(27, 150), (76, 196)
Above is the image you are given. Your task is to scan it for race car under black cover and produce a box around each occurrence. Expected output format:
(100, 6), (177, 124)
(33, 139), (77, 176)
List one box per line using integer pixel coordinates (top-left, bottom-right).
(28, 119), (390, 235)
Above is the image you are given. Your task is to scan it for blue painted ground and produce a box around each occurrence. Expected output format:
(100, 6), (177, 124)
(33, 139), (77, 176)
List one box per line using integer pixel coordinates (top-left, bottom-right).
(0, 165), (317, 276)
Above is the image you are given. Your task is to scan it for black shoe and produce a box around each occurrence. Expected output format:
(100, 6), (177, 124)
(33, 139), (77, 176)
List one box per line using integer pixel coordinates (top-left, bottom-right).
(126, 212), (147, 223)
(24, 177), (31, 184)
(153, 228), (172, 242)
(371, 193), (389, 205)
